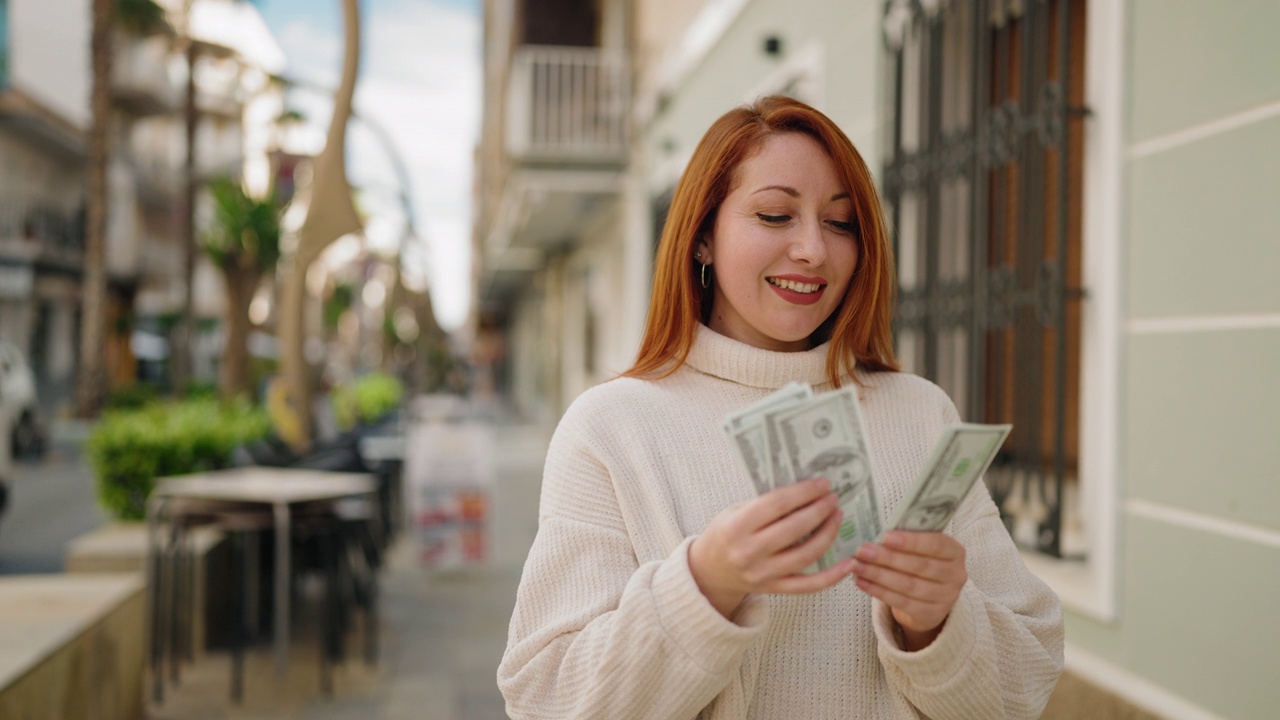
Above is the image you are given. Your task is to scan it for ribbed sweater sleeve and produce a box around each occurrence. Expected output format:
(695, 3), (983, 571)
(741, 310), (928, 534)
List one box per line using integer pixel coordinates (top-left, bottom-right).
(497, 396), (767, 720)
(871, 402), (1065, 719)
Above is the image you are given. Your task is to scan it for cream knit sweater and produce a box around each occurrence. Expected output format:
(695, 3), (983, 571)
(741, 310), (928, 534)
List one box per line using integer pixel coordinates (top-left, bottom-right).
(498, 326), (1064, 719)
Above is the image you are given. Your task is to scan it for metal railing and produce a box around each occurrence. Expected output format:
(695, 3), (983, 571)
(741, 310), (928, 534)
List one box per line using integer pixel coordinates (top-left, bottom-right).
(505, 45), (628, 163)
(0, 198), (84, 265)
(113, 35), (181, 113)
(883, 0), (1085, 559)
(128, 151), (183, 202)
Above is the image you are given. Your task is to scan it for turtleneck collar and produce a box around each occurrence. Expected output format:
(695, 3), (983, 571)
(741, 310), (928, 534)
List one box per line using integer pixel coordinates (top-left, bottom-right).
(684, 324), (833, 390)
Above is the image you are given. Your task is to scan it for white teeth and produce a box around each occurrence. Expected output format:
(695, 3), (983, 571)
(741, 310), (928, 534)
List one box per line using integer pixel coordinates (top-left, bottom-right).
(769, 278), (821, 294)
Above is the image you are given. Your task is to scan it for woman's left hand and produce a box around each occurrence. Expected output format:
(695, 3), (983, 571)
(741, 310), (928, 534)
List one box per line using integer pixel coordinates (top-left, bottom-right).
(851, 531), (967, 651)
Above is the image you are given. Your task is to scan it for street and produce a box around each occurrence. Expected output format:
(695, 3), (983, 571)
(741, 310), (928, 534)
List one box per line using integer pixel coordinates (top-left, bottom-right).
(0, 429), (107, 575)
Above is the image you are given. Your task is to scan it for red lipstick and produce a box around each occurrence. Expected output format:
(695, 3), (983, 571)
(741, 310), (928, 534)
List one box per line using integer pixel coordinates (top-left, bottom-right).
(766, 275), (827, 306)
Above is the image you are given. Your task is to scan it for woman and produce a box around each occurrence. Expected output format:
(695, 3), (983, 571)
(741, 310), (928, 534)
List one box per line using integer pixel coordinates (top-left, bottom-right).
(498, 96), (1063, 719)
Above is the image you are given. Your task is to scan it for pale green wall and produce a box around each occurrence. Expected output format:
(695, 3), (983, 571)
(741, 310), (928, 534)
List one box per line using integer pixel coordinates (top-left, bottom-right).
(1126, 329), (1280, 528)
(645, 0), (884, 189)
(1129, 0), (1280, 143)
(1127, 114), (1280, 318)
(1062, 1), (1280, 717)
(649, 2), (1280, 714)
(1070, 516), (1280, 719)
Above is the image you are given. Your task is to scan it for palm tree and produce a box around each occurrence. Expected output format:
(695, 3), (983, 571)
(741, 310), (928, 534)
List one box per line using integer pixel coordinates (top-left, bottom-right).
(75, 0), (168, 418)
(202, 177), (282, 399)
(74, 0), (113, 419)
(170, 0), (198, 395)
(171, 0), (254, 395)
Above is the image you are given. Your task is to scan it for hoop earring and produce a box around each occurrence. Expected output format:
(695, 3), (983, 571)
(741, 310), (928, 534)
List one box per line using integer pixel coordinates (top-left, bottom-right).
(700, 262), (710, 289)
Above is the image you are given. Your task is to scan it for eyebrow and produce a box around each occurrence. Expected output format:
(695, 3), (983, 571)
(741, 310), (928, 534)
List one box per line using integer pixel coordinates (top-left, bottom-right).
(751, 185), (850, 202)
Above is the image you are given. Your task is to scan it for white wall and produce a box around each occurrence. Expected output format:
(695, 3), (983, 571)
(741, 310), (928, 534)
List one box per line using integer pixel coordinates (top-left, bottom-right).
(640, 0), (883, 195)
(9, 0), (91, 128)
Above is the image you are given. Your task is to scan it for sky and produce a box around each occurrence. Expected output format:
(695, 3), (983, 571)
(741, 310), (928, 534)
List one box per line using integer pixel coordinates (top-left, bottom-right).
(256, 0), (481, 332)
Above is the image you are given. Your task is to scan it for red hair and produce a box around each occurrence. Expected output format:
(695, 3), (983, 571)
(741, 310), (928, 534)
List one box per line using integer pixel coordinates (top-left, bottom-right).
(623, 95), (899, 386)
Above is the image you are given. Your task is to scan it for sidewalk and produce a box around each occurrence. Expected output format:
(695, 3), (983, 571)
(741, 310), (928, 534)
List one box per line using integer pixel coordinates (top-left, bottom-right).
(145, 419), (552, 720)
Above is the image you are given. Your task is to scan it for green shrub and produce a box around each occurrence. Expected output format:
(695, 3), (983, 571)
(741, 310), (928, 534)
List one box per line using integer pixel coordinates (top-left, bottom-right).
(333, 372), (404, 430)
(105, 383), (160, 411)
(88, 397), (272, 521)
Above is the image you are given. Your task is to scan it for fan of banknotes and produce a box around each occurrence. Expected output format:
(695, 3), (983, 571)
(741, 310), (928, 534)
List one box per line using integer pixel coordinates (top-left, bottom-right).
(721, 382), (1011, 571)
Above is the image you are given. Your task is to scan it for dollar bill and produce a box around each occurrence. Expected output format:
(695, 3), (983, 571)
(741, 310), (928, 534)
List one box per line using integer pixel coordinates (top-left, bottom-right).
(762, 387), (883, 570)
(721, 382), (813, 494)
(883, 423), (1012, 536)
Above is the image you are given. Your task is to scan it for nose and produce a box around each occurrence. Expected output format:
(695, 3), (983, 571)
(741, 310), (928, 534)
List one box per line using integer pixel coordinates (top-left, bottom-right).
(788, 218), (827, 266)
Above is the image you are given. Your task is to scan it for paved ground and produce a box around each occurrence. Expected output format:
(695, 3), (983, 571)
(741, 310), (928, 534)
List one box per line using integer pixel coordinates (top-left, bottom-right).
(0, 423), (108, 574)
(145, 420), (551, 720)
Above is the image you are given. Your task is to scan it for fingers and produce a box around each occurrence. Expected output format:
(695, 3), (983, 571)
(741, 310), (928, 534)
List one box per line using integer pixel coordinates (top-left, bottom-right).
(852, 573), (949, 629)
(763, 554), (856, 595)
(755, 512), (855, 594)
(697, 478), (859, 602)
(851, 531), (967, 633)
(850, 556), (949, 602)
(756, 505), (843, 579)
(752, 491), (839, 556)
(855, 532), (965, 579)
(880, 530), (966, 562)
(738, 477), (833, 532)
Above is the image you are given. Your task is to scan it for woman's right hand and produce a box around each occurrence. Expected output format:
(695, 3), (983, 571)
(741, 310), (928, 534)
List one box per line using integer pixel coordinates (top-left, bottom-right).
(688, 477), (854, 618)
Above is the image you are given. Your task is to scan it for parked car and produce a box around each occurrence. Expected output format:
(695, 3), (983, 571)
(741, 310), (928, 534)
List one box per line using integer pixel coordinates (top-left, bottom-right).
(0, 340), (45, 460)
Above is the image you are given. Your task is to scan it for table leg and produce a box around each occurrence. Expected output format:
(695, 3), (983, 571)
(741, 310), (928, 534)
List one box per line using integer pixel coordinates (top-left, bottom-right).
(274, 501), (291, 676)
(390, 460), (404, 536)
(146, 496), (168, 702)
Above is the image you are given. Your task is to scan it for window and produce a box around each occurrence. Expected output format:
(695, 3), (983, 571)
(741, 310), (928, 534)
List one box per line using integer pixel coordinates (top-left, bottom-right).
(519, 0), (599, 46)
(882, 0), (1087, 558)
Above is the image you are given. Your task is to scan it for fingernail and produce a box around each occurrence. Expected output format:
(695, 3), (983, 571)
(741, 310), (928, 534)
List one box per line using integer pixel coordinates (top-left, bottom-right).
(858, 544), (880, 560)
(812, 477), (830, 491)
(884, 532), (904, 548)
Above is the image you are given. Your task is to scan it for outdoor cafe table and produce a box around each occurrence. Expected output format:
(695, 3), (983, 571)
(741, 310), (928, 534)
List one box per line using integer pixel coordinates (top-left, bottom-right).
(146, 467), (377, 677)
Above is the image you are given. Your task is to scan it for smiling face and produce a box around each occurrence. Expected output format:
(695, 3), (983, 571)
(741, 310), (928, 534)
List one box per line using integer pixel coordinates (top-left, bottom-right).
(701, 132), (859, 352)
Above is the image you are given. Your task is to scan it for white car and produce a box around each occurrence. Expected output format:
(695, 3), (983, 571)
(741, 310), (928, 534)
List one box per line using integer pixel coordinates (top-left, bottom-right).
(0, 340), (45, 461)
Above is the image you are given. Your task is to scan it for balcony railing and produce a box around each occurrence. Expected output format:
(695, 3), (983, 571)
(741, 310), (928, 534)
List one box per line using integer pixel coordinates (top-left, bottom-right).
(505, 45), (628, 164)
(113, 35), (180, 115)
(128, 152), (182, 203)
(194, 56), (243, 119)
(0, 198), (85, 269)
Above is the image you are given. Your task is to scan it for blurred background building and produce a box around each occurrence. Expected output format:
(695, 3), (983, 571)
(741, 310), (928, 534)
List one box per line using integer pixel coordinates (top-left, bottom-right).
(0, 0), (286, 416)
(475, 0), (1279, 717)
(0, 0), (94, 418)
(474, 0), (634, 419)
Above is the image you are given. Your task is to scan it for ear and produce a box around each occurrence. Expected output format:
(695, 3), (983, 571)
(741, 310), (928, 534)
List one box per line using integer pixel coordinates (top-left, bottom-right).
(694, 239), (712, 264)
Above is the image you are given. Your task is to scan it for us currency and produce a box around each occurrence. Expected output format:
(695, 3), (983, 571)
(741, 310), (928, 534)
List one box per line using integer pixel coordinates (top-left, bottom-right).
(884, 423), (1012, 535)
(762, 387), (882, 571)
(721, 382), (813, 494)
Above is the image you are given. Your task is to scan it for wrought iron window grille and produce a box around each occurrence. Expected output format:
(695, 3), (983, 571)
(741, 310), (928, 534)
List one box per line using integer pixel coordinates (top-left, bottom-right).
(882, 0), (1088, 558)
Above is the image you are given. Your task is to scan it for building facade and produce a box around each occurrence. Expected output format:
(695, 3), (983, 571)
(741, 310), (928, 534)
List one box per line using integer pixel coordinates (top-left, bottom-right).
(0, 0), (284, 413)
(475, 0), (636, 418)
(0, 0), (93, 416)
(477, 1), (1279, 715)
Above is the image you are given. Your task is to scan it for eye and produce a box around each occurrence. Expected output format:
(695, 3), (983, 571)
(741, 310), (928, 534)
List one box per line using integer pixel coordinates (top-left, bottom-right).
(757, 213), (790, 224)
(827, 220), (855, 235)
